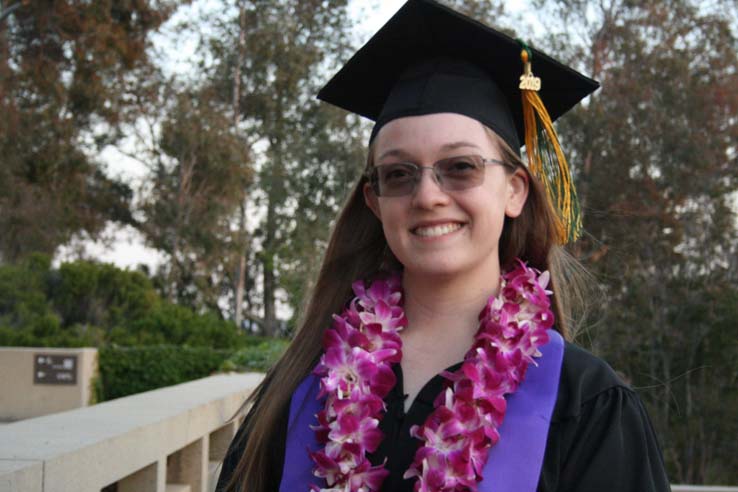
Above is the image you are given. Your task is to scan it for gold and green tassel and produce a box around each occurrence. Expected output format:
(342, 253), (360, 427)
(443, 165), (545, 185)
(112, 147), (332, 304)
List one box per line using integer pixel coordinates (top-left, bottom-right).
(518, 43), (582, 244)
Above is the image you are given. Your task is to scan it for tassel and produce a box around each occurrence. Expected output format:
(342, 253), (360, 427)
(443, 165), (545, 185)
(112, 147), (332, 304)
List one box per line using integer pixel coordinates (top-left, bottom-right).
(518, 43), (582, 244)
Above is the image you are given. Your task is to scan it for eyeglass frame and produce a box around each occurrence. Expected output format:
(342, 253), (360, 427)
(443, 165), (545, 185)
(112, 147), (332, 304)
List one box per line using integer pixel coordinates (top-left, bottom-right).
(365, 154), (515, 197)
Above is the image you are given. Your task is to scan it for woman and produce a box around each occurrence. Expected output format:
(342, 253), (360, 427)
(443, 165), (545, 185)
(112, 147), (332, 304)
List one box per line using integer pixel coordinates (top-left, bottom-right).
(217, 1), (670, 491)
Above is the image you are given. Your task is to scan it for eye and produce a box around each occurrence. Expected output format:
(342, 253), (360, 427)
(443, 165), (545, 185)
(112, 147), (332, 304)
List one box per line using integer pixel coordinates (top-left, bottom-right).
(441, 156), (479, 175)
(449, 159), (476, 171)
(379, 164), (415, 183)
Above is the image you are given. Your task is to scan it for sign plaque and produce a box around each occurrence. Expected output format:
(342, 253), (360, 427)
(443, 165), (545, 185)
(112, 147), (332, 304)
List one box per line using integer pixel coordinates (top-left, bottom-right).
(34, 354), (78, 385)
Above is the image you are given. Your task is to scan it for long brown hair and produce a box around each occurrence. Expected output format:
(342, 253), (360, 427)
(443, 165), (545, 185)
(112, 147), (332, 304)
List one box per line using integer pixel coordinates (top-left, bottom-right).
(224, 125), (588, 492)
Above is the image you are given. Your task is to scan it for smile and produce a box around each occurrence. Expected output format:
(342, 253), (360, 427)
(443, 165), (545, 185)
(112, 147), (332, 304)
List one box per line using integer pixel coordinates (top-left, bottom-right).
(412, 222), (464, 238)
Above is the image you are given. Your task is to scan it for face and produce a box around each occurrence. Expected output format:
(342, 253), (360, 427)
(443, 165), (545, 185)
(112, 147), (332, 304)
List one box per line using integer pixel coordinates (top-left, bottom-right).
(363, 113), (529, 279)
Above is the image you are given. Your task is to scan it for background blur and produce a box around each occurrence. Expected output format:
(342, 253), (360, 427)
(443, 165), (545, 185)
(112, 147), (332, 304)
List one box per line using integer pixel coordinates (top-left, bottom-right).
(0, 0), (736, 484)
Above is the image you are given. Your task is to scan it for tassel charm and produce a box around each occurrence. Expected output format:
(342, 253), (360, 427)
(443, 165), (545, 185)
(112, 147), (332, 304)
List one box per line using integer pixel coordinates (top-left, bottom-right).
(519, 54), (541, 91)
(519, 44), (582, 244)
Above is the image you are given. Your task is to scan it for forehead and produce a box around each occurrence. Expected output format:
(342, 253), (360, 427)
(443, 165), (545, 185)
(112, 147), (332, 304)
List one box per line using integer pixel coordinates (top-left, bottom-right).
(373, 113), (495, 160)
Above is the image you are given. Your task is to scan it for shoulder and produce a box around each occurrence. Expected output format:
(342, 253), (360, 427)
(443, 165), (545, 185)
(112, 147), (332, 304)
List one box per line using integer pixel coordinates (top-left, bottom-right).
(552, 341), (633, 421)
(540, 342), (671, 491)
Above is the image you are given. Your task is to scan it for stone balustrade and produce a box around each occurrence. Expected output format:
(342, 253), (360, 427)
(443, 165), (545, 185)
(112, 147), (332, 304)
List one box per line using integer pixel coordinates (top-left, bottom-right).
(1, 371), (735, 492)
(0, 373), (262, 492)
(672, 487), (738, 492)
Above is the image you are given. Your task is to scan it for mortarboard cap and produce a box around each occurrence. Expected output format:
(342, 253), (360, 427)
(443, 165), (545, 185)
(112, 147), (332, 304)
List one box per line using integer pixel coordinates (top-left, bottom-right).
(317, 0), (599, 154)
(318, 0), (601, 243)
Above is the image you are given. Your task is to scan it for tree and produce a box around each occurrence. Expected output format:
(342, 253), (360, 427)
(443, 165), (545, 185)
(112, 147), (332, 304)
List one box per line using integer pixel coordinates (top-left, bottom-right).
(0, 0), (180, 262)
(205, 0), (365, 335)
(139, 87), (252, 312)
(528, 0), (738, 482)
(276, 101), (367, 329)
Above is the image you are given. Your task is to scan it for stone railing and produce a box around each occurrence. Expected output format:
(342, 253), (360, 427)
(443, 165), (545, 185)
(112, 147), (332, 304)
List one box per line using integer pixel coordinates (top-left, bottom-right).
(1, 371), (735, 492)
(0, 373), (262, 492)
(672, 487), (738, 492)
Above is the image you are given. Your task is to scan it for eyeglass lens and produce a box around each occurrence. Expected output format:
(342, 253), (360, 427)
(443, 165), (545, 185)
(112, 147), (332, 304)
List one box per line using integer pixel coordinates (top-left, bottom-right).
(371, 155), (488, 197)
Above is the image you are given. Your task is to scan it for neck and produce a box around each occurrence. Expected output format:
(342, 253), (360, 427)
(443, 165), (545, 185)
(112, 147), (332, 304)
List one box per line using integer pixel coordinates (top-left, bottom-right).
(401, 261), (502, 345)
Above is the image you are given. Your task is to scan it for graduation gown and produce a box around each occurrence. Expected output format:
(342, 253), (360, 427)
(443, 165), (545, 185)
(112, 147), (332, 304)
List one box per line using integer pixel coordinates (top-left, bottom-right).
(215, 341), (670, 492)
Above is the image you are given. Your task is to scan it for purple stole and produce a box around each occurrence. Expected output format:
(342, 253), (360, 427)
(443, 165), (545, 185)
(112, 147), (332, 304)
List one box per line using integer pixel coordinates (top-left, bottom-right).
(279, 329), (564, 492)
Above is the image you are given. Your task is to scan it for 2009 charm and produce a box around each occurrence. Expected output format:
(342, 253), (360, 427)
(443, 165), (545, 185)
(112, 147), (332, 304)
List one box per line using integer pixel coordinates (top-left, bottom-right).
(519, 73), (541, 91)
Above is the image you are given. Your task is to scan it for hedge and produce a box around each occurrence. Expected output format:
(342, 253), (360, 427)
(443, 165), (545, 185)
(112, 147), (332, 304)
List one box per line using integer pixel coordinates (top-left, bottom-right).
(97, 345), (234, 401)
(219, 339), (289, 372)
(96, 338), (290, 401)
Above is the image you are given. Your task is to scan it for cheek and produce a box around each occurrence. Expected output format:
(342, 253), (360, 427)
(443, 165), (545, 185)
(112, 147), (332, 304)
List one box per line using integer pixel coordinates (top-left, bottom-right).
(464, 190), (508, 235)
(376, 202), (412, 258)
(375, 201), (405, 234)
(382, 209), (407, 240)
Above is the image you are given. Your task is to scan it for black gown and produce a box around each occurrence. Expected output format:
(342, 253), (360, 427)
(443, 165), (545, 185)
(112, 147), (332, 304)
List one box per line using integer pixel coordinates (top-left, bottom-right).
(216, 342), (670, 492)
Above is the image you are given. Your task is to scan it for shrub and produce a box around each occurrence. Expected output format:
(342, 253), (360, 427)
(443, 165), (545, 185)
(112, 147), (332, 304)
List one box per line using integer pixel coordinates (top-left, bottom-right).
(50, 261), (158, 329)
(0, 257), (247, 349)
(125, 303), (245, 349)
(220, 338), (289, 373)
(0, 254), (55, 330)
(97, 345), (234, 401)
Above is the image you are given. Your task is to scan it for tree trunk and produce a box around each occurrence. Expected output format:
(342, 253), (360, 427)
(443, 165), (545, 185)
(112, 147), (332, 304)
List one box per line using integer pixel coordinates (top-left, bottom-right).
(262, 194), (277, 337)
(232, 2), (248, 328)
(234, 203), (247, 328)
(263, 255), (277, 336)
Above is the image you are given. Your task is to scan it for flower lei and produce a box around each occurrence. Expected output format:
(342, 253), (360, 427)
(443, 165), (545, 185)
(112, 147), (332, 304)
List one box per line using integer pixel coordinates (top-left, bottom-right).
(310, 260), (554, 492)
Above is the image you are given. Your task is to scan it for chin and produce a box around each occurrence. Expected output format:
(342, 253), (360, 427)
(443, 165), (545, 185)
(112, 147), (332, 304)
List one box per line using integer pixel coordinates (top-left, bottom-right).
(401, 258), (473, 279)
(395, 246), (502, 281)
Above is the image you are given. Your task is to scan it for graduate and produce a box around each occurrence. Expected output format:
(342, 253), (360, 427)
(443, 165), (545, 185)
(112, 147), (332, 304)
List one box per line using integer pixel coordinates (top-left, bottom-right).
(216, 1), (670, 490)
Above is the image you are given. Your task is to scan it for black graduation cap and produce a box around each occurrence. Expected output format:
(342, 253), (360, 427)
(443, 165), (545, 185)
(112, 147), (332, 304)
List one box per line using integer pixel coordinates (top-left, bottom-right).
(317, 0), (599, 153)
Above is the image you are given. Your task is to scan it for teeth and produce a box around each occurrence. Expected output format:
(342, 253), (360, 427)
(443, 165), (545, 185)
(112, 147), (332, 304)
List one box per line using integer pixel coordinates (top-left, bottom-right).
(414, 223), (462, 237)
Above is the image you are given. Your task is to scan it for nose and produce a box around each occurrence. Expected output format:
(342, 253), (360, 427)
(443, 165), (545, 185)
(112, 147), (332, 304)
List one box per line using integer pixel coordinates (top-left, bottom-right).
(411, 166), (450, 209)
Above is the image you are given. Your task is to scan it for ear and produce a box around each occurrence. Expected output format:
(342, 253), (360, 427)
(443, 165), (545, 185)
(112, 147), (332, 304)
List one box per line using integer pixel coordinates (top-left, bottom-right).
(363, 182), (382, 221)
(505, 168), (529, 218)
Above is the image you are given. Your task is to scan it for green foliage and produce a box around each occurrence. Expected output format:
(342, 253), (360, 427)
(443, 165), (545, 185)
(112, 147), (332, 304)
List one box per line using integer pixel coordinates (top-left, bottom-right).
(139, 88), (253, 310)
(0, 256), (246, 350)
(120, 303), (244, 349)
(96, 338), (286, 401)
(0, 254), (54, 329)
(51, 260), (158, 329)
(220, 338), (289, 373)
(96, 345), (234, 401)
(0, 323), (106, 348)
(0, 254), (285, 401)
(204, 0), (366, 334)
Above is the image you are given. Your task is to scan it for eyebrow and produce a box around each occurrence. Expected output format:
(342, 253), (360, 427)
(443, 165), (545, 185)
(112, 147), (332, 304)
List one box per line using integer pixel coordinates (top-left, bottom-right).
(377, 141), (481, 162)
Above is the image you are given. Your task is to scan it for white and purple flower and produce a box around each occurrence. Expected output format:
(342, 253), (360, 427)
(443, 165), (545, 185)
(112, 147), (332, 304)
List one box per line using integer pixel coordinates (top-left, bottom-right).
(311, 262), (553, 492)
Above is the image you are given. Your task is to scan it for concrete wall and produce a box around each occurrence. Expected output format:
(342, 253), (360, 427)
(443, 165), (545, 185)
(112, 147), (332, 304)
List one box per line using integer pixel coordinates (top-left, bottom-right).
(0, 373), (260, 492)
(0, 347), (98, 422)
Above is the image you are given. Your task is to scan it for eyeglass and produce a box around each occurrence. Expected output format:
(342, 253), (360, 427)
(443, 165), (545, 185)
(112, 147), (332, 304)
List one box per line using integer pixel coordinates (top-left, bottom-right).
(366, 154), (509, 197)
